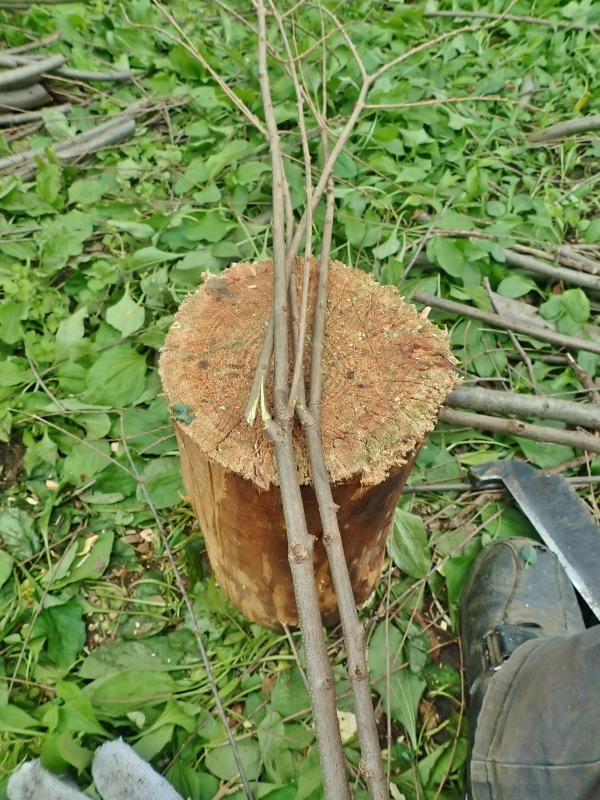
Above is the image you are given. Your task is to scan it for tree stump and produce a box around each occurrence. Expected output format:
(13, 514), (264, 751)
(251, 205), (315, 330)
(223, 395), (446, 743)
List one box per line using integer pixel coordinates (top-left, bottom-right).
(159, 259), (458, 629)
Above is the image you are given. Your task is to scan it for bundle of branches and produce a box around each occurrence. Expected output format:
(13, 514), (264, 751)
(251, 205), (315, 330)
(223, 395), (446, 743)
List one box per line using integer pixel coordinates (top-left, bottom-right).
(0, 30), (132, 127)
(0, 97), (163, 178)
(146, 2), (541, 797)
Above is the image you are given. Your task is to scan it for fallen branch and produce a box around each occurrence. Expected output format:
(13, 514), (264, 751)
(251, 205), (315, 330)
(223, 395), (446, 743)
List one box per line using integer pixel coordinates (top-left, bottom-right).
(446, 386), (600, 430)
(0, 99), (150, 175)
(423, 9), (600, 31)
(0, 101), (70, 127)
(528, 114), (600, 143)
(438, 408), (600, 453)
(0, 83), (51, 110)
(413, 291), (600, 356)
(404, 475), (600, 494)
(0, 53), (65, 89)
(504, 249), (600, 293)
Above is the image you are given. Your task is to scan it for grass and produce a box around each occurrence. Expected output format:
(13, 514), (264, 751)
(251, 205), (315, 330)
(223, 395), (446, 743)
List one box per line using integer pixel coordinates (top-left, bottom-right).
(0, 1), (599, 798)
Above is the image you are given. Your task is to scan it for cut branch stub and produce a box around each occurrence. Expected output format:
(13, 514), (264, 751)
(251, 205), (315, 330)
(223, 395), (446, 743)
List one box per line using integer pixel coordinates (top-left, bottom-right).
(159, 259), (458, 628)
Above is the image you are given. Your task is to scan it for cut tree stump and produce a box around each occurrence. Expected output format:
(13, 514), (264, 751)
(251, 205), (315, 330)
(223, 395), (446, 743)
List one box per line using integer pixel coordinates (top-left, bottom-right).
(159, 259), (458, 629)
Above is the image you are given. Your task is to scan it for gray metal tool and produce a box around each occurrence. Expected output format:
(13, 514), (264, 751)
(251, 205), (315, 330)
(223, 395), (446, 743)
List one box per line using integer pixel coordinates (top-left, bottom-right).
(469, 460), (600, 620)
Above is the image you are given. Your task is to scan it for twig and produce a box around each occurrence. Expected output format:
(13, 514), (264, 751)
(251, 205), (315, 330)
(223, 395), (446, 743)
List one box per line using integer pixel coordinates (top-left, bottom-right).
(528, 114), (600, 143)
(150, 0), (267, 137)
(0, 101), (70, 127)
(482, 276), (538, 389)
(2, 31), (61, 53)
(413, 291), (600, 356)
(423, 9), (600, 31)
(446, 385), (600, 430)
(438, 408), (600, 453)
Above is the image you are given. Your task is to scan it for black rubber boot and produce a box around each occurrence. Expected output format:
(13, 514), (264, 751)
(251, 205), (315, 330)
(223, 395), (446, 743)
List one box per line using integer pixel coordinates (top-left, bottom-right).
(460, 537), (586, 799)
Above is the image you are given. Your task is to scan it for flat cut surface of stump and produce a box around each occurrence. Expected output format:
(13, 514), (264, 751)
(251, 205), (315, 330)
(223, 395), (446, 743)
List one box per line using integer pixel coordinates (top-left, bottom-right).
(160, 258), (457, 490)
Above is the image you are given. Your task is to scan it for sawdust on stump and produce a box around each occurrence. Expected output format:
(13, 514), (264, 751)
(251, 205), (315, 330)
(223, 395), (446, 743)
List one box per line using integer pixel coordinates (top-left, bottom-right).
(159, 259), (458, 629)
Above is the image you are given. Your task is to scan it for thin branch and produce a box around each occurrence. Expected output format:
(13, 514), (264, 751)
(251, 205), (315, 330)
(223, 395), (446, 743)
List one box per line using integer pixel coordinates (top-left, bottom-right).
(149, 0), (267, 136)
(296, 132), (387, 798)
(446, 385), (600, 430)
(255, 0), (288, 418)
(2, 31), (61, 53)
(423, 9), (600, 31)
(413, 291), (600, 356)
(404, 474), (600, 494)
(438, 408), (600, 454)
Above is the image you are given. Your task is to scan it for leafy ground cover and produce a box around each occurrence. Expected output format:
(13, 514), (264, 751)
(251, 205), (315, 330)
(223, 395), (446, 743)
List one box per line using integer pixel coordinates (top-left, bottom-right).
(0, 1), (599, 798)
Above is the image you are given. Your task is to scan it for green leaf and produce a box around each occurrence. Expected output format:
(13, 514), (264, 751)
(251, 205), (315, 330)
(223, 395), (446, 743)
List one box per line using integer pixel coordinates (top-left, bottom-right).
(0, 507), (40, 560)
(39, 210), (93, 274)
(0, 704), (43, 733)
(55, 306), (88, 361)
(51, 531), (115, 588)
(137, 457), (182, 510)
(389, 508), (431, 579)
(40, 730), (93, 774)
(0, 550), (13, 589)
(36, 159), (62, 206)
(270, 667), (310, 717)
(369, 622), (426, 749)
(62, 440), (111, 484)
(106, 287), (146, 336)
(585, 218), (600, 244)
(429, 237), (464, 278)
(35, 601), (86, 669)
(128, 247), (184, 271)
(84, 345), (147, 407)
(86, 670), (176, 717)
(108, 219), (155, 240)
(496, 275), (538, 298)
(205, 739), (262, 782)
(55, 680), (107, 736)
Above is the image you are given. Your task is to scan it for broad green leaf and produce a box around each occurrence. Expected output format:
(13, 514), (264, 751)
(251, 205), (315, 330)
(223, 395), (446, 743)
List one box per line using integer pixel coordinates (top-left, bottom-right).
(270, 667), (310, 717)
(429, 237), (464, 278)
(39, 210), (93, 274)
(55, 306), (88, 361)
(137, 457), (182, 509)
(0, 507), (40, 560)
(0, 704), (43, 733)
(106, 287), (146, 336)
(86, 670), (176, 717)
(205, 739), (262, 782)
(167, 763), (219, 800)
(84, 345), (147, 407)
(127, 247), (184, 271)
(52, 531), (115, 588)
(40, 730), (93, 774)
(516, 437), (574, 469)
(257, 712), (296, 784)
(107, 219), (155, 240)
(35, 601), (86, 669)
(497, 275), (538, 298)
(370, 622), (426, 749)
(79, 630), (198, 679)
(62, 440), (111, 483)
(389, 507), (431, 579)
(0, 550), (13, 589)
(55, 680), (107, 736)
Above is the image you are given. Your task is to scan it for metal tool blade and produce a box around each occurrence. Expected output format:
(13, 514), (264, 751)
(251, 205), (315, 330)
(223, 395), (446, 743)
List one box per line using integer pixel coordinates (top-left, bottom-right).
(470, 460), (600, 620)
